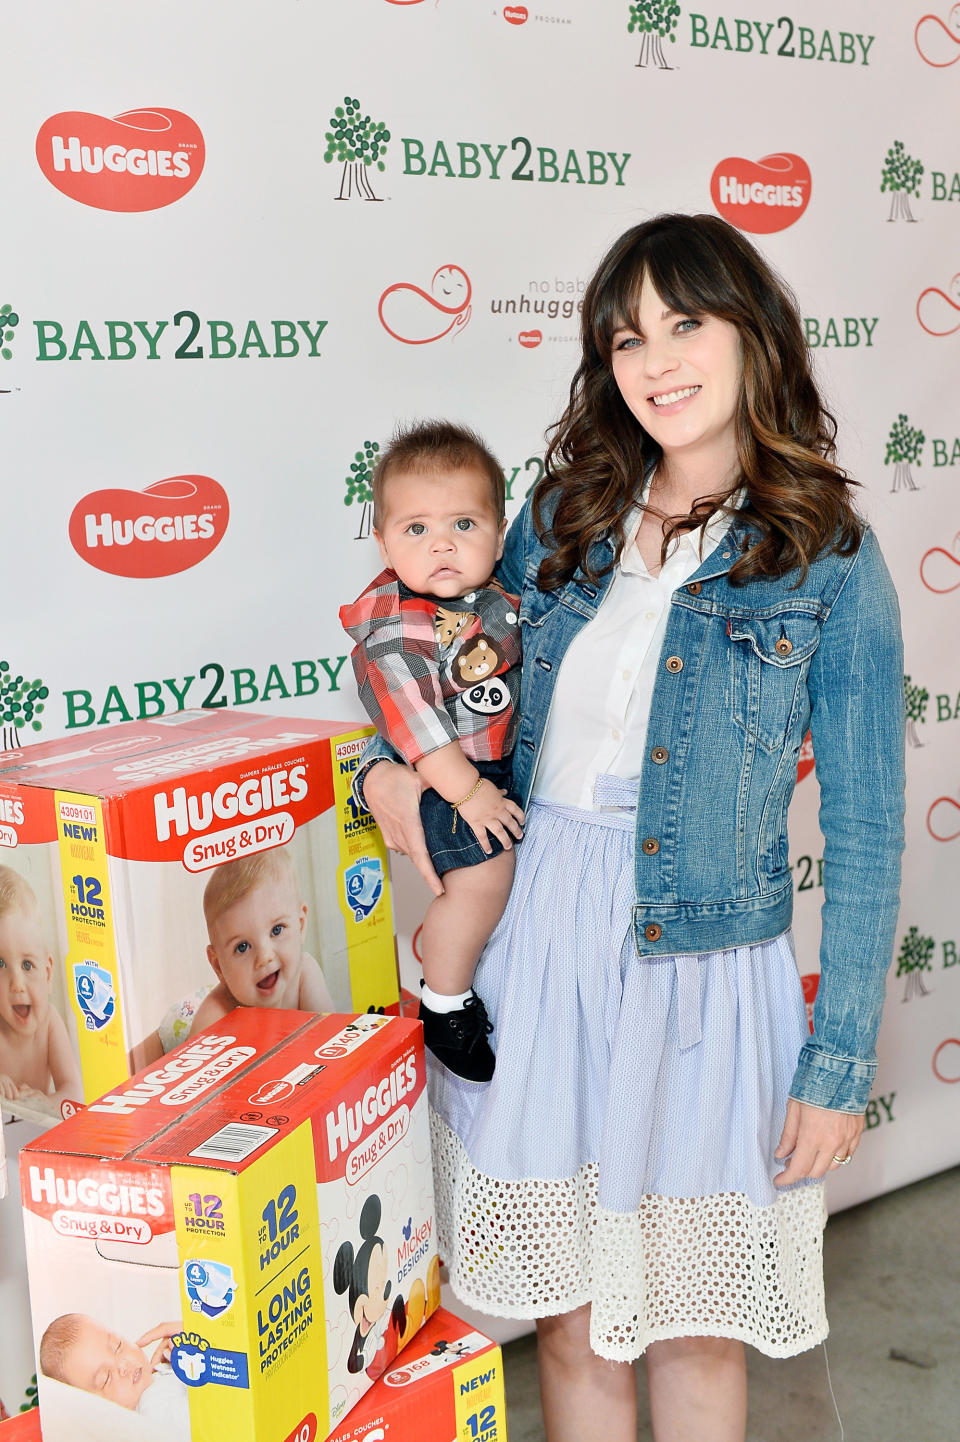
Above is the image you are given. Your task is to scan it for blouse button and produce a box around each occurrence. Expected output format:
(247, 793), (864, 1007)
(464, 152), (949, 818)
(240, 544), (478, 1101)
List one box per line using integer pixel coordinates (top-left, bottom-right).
(775, 637), (793, 657)
(651, 747), (668, 764)
(686, 581), (702, 596)
(645, 923), (662, 942)
(665, 655), (684, 673)
(641, 837), (660, 855)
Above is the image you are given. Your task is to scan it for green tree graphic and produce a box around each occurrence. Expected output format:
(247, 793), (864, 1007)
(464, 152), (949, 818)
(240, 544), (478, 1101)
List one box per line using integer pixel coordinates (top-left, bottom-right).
(0, 303), (19, 361)
(885, 413), (924, 492)
(903, 674), (928, 748)
(325, 97), (390, 201)
(896, 925), (934, 1001)
(628, 0), (681, 68)
(344, 439), (379, 539)
(0, 661), (49, 751)
(881, 141), (924, 222)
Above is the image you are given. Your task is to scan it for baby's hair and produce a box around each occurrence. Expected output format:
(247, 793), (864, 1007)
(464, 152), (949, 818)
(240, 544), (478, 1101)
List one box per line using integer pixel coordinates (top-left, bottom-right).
(372, 419), (506, 529)
(39, 1313), (84, 1382)
(203, 847), (299, 930)
(0, 864), (39, 918)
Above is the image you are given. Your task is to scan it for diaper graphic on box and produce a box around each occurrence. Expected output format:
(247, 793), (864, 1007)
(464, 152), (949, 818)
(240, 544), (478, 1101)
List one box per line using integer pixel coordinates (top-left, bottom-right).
(20, 1009), (438, 1442)
(73, 962), (116, 1030)
(0, 711), (397, 1118)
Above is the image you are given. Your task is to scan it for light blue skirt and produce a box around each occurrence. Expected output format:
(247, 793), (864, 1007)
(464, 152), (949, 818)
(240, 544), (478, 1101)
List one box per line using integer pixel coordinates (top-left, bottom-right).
(429, 782), (828, 1361)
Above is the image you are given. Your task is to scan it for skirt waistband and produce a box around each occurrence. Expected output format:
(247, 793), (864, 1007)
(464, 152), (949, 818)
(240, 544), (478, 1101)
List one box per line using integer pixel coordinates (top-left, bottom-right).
(531, 772), (640, 832)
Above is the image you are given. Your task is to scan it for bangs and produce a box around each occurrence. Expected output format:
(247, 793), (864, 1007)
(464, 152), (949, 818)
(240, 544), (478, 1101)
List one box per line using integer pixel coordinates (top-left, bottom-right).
(591, 221), (745, 360)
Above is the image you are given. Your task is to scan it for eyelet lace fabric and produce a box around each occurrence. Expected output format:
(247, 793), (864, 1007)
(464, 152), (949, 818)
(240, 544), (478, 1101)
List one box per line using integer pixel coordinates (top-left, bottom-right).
(431, 1113), (828, 1363)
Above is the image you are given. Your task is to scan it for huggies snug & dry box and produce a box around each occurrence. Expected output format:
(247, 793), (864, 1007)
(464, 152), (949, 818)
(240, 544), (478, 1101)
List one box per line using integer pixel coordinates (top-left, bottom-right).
(326, 1305), (507, 1442)
(20, 1007), (439, 1442)
(0, 709), (398, 1115)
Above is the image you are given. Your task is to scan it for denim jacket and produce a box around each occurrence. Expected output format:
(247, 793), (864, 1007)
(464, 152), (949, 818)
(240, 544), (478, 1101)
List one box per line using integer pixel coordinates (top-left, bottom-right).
(357, 497), (906, 1113)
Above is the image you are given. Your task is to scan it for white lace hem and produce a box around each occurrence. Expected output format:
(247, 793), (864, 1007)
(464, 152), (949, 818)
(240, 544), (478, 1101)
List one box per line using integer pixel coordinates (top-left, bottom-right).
(431, 1112), (828, 1362)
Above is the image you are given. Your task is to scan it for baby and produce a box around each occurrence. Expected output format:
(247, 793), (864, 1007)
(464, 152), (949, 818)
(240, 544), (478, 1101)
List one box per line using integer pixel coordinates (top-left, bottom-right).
(0, 865), (81, 1114)
(39, 1312), (189, 1438)
(340, 420), (524, 1082)
(187, 847), (334, 1037)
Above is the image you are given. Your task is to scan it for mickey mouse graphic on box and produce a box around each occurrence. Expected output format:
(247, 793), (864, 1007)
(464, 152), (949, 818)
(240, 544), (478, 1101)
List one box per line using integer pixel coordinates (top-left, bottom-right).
(334, 1194), (408, 1376)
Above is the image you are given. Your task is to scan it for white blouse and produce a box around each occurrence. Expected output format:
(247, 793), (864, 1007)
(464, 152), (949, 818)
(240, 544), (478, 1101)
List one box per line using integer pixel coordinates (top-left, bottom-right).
(532, 503), (737, 809)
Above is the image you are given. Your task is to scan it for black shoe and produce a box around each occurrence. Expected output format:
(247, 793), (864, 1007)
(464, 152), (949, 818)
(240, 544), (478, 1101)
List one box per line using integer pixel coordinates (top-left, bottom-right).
(418, 991), (495, 1083)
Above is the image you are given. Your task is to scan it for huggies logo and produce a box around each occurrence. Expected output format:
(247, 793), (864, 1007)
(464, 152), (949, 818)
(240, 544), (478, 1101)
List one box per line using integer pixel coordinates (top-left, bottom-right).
(153, 766), (309, 842)
(69, 476), (229, 579)
(710, 152), (811, 232)
(36, 108), (205, 212)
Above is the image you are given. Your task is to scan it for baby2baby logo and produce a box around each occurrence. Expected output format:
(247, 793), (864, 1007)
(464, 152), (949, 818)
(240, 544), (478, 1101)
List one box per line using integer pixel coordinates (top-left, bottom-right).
(36, 108), (204, 211)
(68, 475), (229, 578)
(710, 152), (810, 232)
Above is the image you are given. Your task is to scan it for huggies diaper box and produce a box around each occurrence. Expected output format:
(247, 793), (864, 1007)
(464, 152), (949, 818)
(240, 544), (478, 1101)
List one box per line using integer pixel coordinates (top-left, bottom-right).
(326, 1307), (507, 1442)
(20, 1008), (439, 1442)
(0, 711), (397, 1119)
(0, 1413), (40, 1440)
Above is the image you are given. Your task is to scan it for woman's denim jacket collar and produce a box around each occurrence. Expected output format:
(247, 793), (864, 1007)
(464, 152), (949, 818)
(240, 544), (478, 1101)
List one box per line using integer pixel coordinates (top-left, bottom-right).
(357, 499), (905, 1114)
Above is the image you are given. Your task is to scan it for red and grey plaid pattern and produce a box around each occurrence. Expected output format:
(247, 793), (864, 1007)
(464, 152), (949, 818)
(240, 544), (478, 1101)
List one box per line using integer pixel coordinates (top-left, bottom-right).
(340, 569), (521, 765)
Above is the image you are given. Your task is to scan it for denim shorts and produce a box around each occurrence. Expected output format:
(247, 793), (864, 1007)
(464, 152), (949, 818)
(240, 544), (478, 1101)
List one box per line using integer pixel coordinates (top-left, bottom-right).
(420, 756), (521, 876)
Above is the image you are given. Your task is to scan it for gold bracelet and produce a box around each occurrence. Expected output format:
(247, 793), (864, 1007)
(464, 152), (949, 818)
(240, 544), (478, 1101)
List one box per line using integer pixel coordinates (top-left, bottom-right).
(451, 776), (485, 832)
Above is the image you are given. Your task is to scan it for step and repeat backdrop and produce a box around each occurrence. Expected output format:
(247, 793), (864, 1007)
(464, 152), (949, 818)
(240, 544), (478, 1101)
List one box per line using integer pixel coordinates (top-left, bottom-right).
(3, 0), (959, 1386)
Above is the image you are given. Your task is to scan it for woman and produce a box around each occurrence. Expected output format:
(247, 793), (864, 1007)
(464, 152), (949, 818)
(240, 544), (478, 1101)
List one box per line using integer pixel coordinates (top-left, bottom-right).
(359, 214), (905, 1442)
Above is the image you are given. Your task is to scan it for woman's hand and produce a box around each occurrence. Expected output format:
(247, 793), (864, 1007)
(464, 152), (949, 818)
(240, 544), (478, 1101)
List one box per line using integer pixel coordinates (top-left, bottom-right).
(773, 1097), (864, 1187)
(363, 761), (444, 897)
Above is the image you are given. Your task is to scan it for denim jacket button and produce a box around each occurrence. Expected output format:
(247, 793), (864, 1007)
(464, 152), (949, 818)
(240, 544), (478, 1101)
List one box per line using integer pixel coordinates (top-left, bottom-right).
(665, 655), (684, 673)
(642, 837), (660, 855)
(775, 637), (793, 657)
(645, 923), (662, 942)
(651, 746), (669, 764)
(686, 581), (702, 596)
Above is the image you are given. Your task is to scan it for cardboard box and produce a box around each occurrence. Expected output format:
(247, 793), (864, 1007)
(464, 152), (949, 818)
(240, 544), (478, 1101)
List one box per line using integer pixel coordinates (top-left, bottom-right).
(21, 1008), (439, 1442)
(0, 711), (397, 1117)
(0, 1413), (40, 1440)
(327, 1307), (506, 1442)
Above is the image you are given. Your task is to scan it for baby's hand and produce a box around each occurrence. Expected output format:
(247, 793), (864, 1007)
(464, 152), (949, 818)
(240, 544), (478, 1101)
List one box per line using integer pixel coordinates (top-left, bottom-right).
(0, 1073), (18, 1101)
(138, 1321), (183, 1367)
(456, 781), (524, 854)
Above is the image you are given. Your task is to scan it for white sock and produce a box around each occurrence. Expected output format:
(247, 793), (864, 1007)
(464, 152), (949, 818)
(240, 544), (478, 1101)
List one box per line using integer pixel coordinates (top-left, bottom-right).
(420, 983), (472, 1014)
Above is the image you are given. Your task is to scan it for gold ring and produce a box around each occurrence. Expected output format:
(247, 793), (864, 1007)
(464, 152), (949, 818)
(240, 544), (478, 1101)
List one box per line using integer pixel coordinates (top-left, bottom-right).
(832, 1154), (852, 1166)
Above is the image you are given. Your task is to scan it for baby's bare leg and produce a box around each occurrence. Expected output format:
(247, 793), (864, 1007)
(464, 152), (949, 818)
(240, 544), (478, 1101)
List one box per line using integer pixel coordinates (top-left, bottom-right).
(420, 849), (515, 996)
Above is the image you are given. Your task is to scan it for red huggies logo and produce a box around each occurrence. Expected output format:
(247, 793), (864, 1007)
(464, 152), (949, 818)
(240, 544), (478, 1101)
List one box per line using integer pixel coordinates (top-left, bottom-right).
(504, 5), (529, 21)
(710, 153), (811, 233)
(68, 475), (229, 578)
(36, 108), (205, 212)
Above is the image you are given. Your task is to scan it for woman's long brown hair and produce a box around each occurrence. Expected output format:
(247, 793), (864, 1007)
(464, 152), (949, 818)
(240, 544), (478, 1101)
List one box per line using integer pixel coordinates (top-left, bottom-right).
(533, 213), (862, 591)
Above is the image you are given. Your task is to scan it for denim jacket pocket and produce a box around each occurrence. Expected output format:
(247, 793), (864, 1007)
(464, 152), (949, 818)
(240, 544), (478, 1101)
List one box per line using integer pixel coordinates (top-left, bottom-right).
(728, 612), (821, 754)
